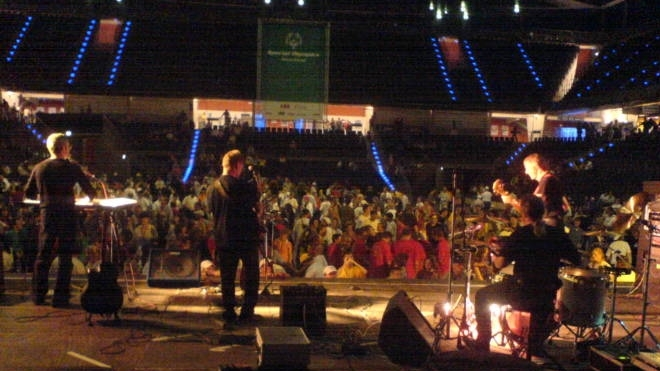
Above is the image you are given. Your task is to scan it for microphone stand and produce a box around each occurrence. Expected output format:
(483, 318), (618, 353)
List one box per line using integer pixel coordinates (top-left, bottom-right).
(433, 169), (461, 343)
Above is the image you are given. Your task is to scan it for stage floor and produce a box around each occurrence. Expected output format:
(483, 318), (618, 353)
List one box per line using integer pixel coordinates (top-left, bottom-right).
(1, 274), (659, 371)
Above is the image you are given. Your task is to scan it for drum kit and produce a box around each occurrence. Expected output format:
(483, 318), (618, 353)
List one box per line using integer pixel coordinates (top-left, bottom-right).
(551, 192), (659, 351)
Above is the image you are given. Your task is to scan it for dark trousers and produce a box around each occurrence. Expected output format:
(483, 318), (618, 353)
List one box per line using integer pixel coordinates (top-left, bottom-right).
(475, 279), (556, 355)
(32, 209), (76, 303)
(0, 250), (4, 294)
(217, 240), (259, 314)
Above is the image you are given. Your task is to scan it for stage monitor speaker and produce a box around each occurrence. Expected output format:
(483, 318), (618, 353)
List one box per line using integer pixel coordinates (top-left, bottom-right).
(378, 290), (435, 367)
(147, 249), (201, 288)
(280, 284), (327, 337)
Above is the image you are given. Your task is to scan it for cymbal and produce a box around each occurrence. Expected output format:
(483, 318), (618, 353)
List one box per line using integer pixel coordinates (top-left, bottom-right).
(612, 192), (650, 233)
(466, 240), (488, 247)
(584, 229), (606, 237)
(619, 192), (649, 215)
(465, 216), (482, 223)
(487, 215), (509, 225)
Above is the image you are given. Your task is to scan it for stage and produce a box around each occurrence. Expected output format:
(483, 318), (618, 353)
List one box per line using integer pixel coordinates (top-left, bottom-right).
(1, 274), (659, 371)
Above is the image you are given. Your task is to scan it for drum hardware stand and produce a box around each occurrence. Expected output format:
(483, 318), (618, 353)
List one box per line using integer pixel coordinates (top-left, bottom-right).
(614, 221), (660, 351)
(601, 267), (633, 344)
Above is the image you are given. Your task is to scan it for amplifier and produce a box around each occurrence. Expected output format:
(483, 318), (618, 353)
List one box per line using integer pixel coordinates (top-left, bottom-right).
(589, 346), (640, 371)
(280, 284), (326, 337)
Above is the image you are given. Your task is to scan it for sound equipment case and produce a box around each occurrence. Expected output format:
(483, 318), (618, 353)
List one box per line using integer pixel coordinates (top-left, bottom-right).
(256, 326), (310, 370)
(279, 284), (327, 337)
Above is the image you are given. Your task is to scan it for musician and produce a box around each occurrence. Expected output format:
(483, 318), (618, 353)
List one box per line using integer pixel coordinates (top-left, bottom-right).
(207, 149), (261, 324)
(471, 195), (580, 357)
(495, 153), (566, 227)
(24, 132), (96, 307)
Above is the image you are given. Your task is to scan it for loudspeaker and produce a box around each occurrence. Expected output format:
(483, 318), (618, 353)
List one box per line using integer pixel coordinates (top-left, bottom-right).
(378, 290), (435, 367)
(147, 249), (201, 288)
(280, 284), (326, 337)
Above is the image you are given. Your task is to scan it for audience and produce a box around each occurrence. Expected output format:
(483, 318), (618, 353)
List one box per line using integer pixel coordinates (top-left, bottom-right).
(1, 112), (657, 287)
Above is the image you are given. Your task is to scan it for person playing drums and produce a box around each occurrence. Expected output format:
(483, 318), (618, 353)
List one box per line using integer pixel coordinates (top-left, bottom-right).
(470, 195), (581, 358)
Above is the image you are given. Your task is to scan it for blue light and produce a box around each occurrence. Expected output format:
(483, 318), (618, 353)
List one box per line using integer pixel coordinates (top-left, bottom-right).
(6, 16), (33, 63)
(107, 20), (132, 86)
(430, 37), (458, 102)
(182, 130), (202, 184)
(517, 42), (543, 88)
(462, 39), (492, 102)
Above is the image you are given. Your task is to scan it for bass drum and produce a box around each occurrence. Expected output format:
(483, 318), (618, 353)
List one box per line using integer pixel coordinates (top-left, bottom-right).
(556, 267), (608, 327)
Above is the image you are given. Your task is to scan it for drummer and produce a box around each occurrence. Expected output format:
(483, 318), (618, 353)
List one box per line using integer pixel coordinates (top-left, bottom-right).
(470, 194), (581, 359)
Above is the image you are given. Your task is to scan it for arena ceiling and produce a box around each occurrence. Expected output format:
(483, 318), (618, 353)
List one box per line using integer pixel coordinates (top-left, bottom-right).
(3, 0), (658, 32)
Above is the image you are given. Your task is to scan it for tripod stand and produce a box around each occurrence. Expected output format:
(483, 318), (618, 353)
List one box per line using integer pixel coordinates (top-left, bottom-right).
(259, 212), (277, 297)
(601, 267), (633, 344)
(614, 221), (660, 351)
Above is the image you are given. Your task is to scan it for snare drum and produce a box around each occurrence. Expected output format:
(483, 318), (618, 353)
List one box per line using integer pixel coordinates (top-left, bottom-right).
(556, 266), (608, 327)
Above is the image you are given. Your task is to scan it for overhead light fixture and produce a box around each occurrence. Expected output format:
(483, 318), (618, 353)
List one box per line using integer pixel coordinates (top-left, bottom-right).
(264, 0), (271, 4)
(514, 0), (520, 14)
(429, 1), (434, 11)
(436, 8), (443, 20)
(298, 0), (304, 6)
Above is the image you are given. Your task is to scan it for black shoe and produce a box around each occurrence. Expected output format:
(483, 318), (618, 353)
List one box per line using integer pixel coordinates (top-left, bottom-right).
(222, 310), (237, 323)
(33, 296), (47, 306)
(238, 308), (254, 321)
(52, 300), (71, 309)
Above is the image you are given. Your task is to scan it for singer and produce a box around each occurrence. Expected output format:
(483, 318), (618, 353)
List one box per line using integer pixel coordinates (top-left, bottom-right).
(207, 149), (261, 324)
(24, 132), (96, 307)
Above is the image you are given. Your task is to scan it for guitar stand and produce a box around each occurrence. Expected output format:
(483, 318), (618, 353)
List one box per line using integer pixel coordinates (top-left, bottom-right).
(455, 245), (478, 349)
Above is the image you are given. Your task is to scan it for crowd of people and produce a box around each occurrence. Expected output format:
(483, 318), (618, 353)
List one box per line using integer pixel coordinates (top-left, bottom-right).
(0, 145), (638, 287)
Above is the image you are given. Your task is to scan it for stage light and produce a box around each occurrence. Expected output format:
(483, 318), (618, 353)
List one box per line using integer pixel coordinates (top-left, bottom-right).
(436, 8), (442, 20)
(298, 0), (304, 6)
(429, 1), (434, 11)
(513, 0), (520, 14)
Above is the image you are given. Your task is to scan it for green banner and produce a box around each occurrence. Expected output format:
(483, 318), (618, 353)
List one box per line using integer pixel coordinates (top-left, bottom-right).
(258, 20), (328, 104)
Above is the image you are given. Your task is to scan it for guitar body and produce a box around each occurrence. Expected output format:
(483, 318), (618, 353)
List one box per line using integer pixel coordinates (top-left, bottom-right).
(81, 262), (123, 321)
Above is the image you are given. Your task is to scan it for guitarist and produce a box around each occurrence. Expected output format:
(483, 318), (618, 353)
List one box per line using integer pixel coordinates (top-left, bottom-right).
(24, 133), (96, 308)
(494, 152), (568, 228)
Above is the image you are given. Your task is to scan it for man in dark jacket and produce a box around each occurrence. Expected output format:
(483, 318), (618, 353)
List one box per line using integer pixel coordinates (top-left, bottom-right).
(207, 150), (261, 323)
(24, 132), (96, 307)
